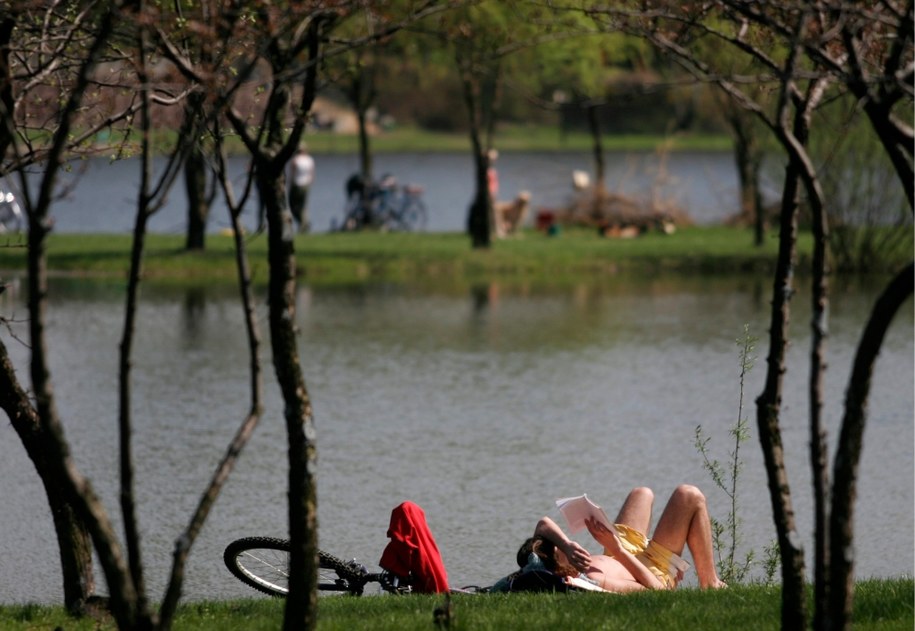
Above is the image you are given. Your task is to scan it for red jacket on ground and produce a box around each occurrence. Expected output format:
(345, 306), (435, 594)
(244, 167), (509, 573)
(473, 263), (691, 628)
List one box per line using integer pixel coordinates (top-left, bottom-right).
(378, 501), (449, 593)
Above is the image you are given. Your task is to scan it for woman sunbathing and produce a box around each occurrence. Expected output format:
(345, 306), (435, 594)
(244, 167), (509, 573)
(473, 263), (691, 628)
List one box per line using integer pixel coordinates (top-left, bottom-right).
(530, 485), (728, 593)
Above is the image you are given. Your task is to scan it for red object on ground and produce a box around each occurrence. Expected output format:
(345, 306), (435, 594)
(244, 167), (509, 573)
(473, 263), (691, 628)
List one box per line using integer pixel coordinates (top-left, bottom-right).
(378, 501), (450, 593)
(536, 210), (555, 231)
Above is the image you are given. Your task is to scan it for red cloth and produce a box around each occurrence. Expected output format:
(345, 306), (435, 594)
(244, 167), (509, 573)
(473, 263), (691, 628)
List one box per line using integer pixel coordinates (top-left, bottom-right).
(378, 501), (449, 594)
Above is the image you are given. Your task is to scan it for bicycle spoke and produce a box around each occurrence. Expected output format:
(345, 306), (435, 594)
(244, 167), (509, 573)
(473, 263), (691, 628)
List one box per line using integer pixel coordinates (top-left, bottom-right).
(238, 549), (290, 592)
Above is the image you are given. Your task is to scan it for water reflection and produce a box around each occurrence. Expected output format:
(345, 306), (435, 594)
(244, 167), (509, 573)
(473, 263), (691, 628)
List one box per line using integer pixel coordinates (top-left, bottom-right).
(0, 274), (911, 604)
(182, 287), (207, 345)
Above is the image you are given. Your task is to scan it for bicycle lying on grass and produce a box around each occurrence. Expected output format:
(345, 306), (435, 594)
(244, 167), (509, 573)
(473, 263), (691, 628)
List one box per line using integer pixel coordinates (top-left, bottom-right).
(225, 503), (481, 598)
(224, 537), (414, 597)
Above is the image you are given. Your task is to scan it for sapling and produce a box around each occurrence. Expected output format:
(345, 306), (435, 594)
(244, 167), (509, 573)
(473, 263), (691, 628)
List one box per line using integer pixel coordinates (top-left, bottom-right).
(694, 324), (758, 584)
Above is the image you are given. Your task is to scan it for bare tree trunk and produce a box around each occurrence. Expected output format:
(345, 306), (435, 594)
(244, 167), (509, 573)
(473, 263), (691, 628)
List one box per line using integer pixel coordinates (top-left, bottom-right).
(158, 137), (265, 630)
(792, 134), (831, 631)
(0, 346), (95, 613)
(586, 102), (606, 196)
(183, 93), (209, 251)
(0, 16), (15, 161)
(755, 160), (808, 629)
(255, 156), (318, 629)
(117, 18), (156, 625)
(357, 105), (373, 181)
(8, 5), (135, 620)
(826, 263), (913, 630)
(461, 72), (492, 249)
(730, 111), (765, 246)
(351, 67), (375, 183)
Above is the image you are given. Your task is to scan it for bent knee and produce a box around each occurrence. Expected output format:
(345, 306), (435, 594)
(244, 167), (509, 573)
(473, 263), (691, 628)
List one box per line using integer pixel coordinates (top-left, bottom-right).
(673, 484), (706, 506)
(629, 486), (654, 503)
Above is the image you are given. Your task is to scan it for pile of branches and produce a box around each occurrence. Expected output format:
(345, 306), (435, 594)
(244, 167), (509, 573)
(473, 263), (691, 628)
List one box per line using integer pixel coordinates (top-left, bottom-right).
(545, 190), (693, 237)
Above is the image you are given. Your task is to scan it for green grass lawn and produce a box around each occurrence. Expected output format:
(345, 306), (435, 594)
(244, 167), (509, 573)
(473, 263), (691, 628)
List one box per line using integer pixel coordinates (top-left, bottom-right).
(1, 579), (911, 630)
(174, 124), (735, 156)
(0, 226), (813, 287)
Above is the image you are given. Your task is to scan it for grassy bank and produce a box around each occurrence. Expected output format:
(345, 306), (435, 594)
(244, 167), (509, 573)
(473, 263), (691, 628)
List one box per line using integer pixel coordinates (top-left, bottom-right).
(296, 124), (734, 154)
(160, 124), (733, 156)
(1, 579), (911, 630)
(0, 226), (812, 287)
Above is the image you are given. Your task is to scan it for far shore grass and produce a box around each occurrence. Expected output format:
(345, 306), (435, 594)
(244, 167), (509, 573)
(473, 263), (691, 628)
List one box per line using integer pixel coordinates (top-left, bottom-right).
(144, 124), (735, 157)
(0, 226), (818, 288)
(1, 579), (912, 630)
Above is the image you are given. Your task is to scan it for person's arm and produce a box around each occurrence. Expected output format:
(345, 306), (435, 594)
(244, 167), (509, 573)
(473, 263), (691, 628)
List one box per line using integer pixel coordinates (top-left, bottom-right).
(585, 517), (665, 590)
(534, 516), (591, 573)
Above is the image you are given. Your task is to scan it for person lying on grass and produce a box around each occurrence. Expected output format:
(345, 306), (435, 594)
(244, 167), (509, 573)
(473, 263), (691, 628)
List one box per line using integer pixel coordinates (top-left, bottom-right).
(530, 485), (728, 593)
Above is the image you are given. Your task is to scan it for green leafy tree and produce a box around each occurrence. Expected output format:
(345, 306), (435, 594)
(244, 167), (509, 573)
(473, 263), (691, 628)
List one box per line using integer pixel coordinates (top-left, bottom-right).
(425, 1), (551, 248)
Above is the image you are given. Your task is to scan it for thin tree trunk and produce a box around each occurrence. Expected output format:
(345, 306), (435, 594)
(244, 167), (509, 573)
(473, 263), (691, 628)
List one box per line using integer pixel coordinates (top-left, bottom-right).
(586, 102), (605, 195)
(352, 66), (375, 183)
(827, 263), (913, 630)
(0, 346), (95, 613)
(727, 105), (765, 247)
(796, 140), (831, 631)
(464, 122), (489, 247)
(256, 157), (318, 629)
(0, 17), (15, 161)
(159, 138), (265, 629)
(461, 71), (491, 249)
(755, 161), (807, 629)
(117, 22), (154, 623)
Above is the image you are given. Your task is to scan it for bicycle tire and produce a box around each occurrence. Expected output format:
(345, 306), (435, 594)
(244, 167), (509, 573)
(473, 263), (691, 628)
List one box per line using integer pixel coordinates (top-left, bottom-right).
(223, 537), (367, 597)
(408, 199), (428, 231)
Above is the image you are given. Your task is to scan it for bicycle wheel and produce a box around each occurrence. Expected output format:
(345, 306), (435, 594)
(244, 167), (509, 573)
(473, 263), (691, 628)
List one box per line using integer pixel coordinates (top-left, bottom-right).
(224, 537), (367, 597)
(404, 198), (428, 231)
(224, 537), (291, 597)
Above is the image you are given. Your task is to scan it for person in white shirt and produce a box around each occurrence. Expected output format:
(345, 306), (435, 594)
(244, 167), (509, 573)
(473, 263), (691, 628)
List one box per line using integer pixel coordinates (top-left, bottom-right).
(288, 145), (315, 233)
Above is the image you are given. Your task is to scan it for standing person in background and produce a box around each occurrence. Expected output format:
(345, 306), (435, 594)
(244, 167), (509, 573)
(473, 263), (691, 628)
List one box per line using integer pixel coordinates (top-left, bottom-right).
(288, 144), (315, 233)
(487, 148), (499, 200)
(487, 148), (502, 236)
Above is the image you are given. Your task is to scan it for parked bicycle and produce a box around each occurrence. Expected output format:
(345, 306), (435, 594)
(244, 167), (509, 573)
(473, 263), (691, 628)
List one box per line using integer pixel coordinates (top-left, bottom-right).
(224, 537), (413, 597)
(337, 174), (428, 232)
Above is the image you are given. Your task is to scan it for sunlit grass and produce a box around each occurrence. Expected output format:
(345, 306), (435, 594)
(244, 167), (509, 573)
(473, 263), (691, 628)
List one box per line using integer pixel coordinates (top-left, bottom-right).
(0, 226), (813, 287)
(0, 579), (911, 630)
(156, 124), (733, 155)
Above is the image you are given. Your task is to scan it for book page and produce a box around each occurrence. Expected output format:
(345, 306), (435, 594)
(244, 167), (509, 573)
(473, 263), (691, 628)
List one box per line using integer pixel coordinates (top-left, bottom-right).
(555, 494), (613, 534)
(565, 575), (609, 592)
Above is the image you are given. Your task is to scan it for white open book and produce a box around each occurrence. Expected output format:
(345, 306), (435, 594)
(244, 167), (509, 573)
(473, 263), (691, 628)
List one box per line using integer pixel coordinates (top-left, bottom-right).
(555, 494), (613, 534)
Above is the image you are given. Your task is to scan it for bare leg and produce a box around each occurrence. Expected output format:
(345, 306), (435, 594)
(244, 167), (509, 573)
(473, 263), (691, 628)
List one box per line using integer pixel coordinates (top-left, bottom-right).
(612, 487), (654, 535)
(650, 485), (727, 589)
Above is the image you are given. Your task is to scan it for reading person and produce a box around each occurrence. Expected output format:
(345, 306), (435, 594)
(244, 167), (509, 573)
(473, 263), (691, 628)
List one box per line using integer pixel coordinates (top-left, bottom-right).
(531, 485), (728, 592)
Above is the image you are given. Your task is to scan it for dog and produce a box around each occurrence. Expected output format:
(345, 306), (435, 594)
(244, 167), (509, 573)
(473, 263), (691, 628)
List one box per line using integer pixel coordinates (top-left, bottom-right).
(494, 191), (531, 237)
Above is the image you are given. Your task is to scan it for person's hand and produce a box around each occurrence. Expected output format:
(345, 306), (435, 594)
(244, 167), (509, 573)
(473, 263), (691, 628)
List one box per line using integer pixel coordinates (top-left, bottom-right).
(585, 517), (621, 553)
(561, 540), (591, 573)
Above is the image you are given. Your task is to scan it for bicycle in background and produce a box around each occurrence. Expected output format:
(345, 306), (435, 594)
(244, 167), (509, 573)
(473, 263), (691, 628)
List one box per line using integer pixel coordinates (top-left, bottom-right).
(337, 173), (428, 232)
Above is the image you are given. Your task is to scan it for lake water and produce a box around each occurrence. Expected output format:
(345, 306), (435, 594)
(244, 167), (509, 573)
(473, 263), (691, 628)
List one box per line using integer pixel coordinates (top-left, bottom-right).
(0, 272), (911, 604)
(37, 149), (749, 234)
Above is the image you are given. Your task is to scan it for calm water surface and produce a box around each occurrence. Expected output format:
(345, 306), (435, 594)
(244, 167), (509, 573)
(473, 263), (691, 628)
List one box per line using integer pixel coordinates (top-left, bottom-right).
(0, 274), (911, 603)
